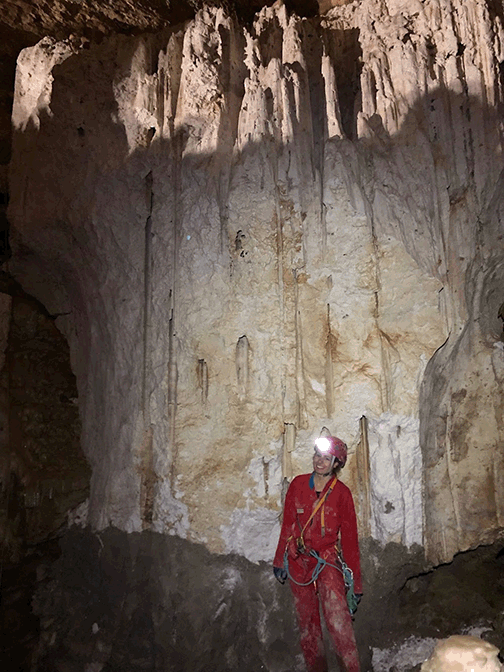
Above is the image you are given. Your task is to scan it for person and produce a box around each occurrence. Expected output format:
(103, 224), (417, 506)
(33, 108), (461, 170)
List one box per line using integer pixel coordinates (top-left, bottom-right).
(273, 435), (362, 672)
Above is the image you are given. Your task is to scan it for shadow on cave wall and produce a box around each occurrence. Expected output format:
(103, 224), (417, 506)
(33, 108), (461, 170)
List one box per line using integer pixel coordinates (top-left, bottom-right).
(0, 276), (90, 671)
(3, 13), (504, 672)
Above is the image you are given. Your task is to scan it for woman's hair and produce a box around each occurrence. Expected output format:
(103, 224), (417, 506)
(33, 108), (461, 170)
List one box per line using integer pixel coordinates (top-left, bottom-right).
(332, 461), (343, 476)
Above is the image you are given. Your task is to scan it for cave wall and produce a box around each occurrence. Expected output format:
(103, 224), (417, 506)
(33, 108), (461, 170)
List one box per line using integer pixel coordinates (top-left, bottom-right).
(5, 0), (504, 567)
(0, 287), (90, 563)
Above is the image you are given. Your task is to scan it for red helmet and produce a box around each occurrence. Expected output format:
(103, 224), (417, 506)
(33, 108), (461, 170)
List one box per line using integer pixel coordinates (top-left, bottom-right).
(314, 436), (347, 467)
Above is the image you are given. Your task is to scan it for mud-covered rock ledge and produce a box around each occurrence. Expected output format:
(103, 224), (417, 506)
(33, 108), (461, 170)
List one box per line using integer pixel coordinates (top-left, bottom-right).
(24, 528), (504, 672)
(32, 527), (300, 672)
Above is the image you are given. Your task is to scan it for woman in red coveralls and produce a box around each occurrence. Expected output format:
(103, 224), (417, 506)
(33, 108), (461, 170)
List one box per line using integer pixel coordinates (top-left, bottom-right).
(273, 436), (362, 672)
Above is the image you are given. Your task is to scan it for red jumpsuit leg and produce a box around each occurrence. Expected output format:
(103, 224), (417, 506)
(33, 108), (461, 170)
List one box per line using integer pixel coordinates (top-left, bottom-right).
(317, 567), (360, 672)
(289, 580), (327, 672)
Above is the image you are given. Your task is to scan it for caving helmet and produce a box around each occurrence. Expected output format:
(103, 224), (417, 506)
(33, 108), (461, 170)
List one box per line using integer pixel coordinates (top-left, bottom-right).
(314, 436), (347, 468)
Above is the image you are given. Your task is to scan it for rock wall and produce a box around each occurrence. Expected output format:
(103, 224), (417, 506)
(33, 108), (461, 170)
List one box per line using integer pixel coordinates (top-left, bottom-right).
(6, 0), (504, 565)
(0, 285), (90, 563)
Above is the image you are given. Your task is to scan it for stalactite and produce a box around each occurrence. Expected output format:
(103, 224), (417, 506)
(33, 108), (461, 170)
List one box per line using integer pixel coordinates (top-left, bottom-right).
(262, 456), (269, 499)
(158, 32), (184, 141)
(197, 358), (208, 404)
(282, 421), (295, 483)
(273, 179), (284, 320)
(294, 272), (308, 428)
(235, 335), (249, 401)
(281, 423), (295, 509)
(325, 303), (334, 418)
(142, 170), (154, 422)
(140, 170), (155, 526)
(166, 69), (183, 487)
(139, 425), (154, 527)
(356, 415), (371, 537)
(321, 31), (344, 140)
(216, 18), (246, 255)
(168, 311), (178, 488)
(305, 25), (330, 251)
(369, 215), (394, 414)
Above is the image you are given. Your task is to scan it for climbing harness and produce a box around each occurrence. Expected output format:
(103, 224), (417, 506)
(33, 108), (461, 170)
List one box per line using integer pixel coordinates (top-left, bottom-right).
(282, 476), (359, 615)
(283, 546), (358, 615)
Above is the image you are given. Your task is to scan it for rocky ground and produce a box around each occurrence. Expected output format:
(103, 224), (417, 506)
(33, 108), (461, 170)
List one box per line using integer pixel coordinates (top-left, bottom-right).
(0, 529), (503, 671)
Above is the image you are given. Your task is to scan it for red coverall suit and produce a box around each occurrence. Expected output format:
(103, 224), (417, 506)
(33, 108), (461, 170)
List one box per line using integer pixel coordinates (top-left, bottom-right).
(273, 473), (362, 672)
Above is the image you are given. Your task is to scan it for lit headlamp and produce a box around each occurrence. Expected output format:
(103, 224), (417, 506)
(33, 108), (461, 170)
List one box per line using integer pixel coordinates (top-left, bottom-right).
(314, 437), (331, 453)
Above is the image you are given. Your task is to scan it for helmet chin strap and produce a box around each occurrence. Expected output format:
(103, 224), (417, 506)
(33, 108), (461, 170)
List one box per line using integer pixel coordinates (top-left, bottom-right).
(321, 458), (336, 477)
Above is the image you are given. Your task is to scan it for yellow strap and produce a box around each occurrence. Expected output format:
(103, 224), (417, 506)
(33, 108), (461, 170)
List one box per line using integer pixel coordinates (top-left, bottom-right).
(299, 477), (337, 545)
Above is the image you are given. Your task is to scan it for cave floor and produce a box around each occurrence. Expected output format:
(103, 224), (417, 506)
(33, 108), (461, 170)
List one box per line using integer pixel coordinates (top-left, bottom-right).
(1, 531), (503, 672)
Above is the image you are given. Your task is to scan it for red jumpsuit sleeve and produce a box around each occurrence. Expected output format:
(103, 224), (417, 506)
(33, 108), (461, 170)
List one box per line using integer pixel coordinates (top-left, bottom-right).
(339, 488), (363, 594)
(273, 478), (299, 568)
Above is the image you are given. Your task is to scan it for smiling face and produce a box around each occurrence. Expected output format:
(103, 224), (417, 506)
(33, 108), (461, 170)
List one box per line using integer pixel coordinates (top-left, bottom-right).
(312, 448), (334, 476)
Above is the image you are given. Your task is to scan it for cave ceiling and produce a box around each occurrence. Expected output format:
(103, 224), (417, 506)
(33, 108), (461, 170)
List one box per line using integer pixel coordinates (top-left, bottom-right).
(0, 0), (337, 165)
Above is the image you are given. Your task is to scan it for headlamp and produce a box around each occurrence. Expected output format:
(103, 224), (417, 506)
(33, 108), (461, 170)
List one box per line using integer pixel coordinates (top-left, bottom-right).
(314, 437), (331, 453)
